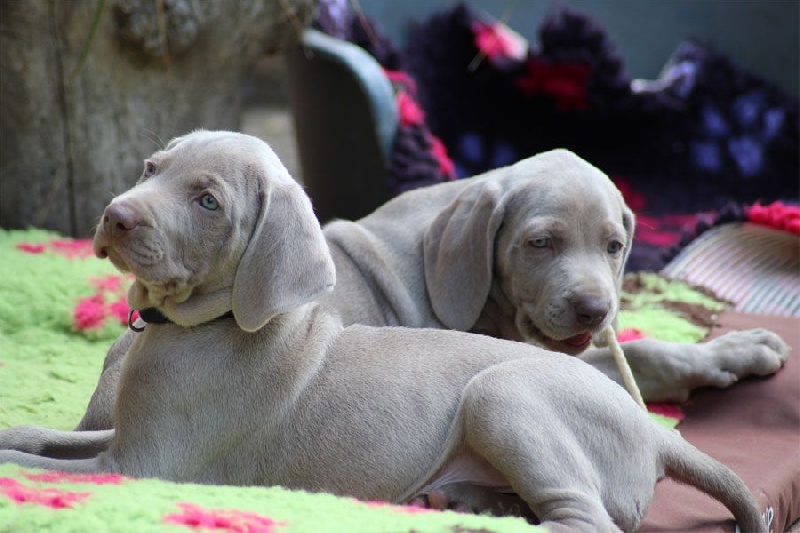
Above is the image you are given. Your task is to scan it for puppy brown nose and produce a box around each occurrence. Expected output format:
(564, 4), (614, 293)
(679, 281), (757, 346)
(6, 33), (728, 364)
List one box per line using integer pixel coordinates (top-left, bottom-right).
(104, 203), (141, 237)
(571, 296), (610, 326)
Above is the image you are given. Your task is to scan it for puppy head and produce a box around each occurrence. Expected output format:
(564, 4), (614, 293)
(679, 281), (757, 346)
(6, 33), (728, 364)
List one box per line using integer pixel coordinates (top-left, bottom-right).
(494, 149), (634, 354)
(424, 149), (633, 355)
(93, 130), (335, 331)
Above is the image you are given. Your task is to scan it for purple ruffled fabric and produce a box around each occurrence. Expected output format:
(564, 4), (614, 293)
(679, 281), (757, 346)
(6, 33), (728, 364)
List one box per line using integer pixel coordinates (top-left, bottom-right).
(313, 1), (799, 271)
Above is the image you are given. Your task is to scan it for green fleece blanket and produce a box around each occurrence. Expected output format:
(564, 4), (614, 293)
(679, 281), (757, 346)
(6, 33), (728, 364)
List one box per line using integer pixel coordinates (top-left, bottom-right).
(0, 229), (723, 532)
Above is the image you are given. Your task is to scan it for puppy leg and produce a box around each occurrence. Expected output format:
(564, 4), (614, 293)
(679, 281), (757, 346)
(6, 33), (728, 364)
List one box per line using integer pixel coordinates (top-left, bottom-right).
(76, 329), (136, 430)
(0, 449), (103, 472)
(460, 362), (634, 533)
(0, 427), (114, 459)
(581, 329), (789, 402)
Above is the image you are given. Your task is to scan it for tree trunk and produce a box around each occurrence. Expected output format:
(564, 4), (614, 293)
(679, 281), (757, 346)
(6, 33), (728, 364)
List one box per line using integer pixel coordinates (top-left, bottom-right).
(0, 0), (315, 236)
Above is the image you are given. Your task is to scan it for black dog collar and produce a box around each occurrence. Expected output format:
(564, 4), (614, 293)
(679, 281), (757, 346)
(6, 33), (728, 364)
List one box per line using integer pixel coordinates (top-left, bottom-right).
(128, 308), (234, 332)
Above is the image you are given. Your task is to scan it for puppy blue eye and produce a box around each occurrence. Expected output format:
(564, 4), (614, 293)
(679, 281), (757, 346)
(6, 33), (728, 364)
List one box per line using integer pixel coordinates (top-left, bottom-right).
(607, 241), (623, 254)
(529, 237), (550, 248)
(199, 194), (219, 211)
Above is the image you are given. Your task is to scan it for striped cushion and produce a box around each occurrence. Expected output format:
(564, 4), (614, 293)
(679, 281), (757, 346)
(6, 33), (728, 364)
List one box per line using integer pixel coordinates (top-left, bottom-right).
(661, 223), (800, 317)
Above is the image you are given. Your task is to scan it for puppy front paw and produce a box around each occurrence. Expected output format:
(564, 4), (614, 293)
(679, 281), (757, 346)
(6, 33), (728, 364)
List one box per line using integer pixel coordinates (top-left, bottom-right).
(700, 329), (789, 387)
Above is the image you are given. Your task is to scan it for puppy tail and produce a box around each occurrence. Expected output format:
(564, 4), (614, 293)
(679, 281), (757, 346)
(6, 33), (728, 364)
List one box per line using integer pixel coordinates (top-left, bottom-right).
(660, 431), (766, 533)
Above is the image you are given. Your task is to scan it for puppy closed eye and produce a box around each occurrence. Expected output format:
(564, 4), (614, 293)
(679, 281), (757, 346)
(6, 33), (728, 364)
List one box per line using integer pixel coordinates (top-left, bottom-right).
(199, 193), (220, 211)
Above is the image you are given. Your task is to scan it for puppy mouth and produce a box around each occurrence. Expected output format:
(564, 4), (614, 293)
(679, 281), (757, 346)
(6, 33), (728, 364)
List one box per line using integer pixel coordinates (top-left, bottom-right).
(543, 331), (593, 354)
(94, 230), (164, 272)
(518, 314), (595, 355)
(99, 246), (132, 272)
(94, 235), (194, 302)
(99, 244), (160, 277)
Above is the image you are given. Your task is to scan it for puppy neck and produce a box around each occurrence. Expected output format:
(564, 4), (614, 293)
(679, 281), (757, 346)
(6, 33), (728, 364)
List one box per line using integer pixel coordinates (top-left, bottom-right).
(471, 283), (523, 341)
(128, 280), (233, 328)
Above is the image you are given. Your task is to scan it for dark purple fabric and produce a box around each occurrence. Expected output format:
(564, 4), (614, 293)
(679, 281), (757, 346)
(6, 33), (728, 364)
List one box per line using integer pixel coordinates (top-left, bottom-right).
(403, 4), (798, 212)
(313, 1), (799, 271)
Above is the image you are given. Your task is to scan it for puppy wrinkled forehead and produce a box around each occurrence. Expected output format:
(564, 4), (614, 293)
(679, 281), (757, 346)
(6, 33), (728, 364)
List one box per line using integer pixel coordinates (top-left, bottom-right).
(514, 149), (605, 183)
(158, 130), (293, 185)
(502, 149), (626, 223)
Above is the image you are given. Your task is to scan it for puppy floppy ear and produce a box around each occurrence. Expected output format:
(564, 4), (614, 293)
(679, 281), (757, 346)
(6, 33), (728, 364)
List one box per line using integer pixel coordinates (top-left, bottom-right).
(232, 182), (336, 332)
(596, 202), (636, 346)
(620, 205), (636, 281)
(424, 179), (506, 331)
(615, 205), (636, 328)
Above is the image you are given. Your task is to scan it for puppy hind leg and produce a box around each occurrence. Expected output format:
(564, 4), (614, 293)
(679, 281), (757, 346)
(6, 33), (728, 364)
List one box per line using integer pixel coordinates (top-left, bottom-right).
(460, 372), (622, 533)
(0, 427), (114, 459)
(0, 450), (103, 473)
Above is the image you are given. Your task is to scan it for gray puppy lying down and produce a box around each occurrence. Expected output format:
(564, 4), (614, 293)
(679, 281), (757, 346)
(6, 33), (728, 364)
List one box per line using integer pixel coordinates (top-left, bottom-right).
(0, 132), (766, 532)
(77, 136), (788, 432)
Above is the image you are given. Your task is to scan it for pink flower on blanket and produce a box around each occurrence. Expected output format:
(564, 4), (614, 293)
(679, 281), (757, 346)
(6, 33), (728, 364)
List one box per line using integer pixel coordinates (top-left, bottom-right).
(16, 243), (46, 254)
(73, 275), (134, 332)
(24, 471), (127, 485)
(472, 20), (527, 65)
(516, 58), (592, 111)
(397, 91), (426, 127)
(384, 69), (417, 94)
(16, 237), (94, 258)
(164, 503), (286, 533)
(647, 402), (686, 422)
(91, 276), (124, 292)
(49, 238), (94, 258)
(109, 297), (133, 325)
(14, 236), (133, 332)
(0, 477), (90, 509)
(429, 135), (457, 180)
(74, 294), (108, 330)
(617, 328), (645, 342)
(747, 201), (800, 234)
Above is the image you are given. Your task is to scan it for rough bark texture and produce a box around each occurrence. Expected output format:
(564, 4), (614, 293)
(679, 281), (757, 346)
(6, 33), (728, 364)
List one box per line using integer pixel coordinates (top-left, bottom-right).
(0, 0), (315, 236)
